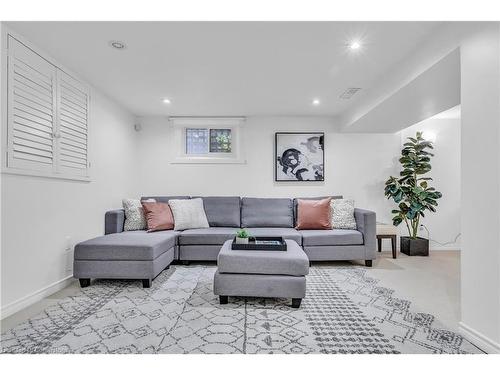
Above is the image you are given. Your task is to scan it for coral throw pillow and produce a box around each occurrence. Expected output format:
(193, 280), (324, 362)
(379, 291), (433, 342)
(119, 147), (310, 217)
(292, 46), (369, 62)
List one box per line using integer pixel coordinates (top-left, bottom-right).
(295, 198), (332, 230)
(141, 201), (175, 232)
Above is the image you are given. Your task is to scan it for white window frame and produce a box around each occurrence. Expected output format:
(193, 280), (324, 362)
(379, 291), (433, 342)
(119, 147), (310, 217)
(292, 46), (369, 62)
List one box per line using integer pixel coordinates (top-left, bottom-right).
(1, 27), (91, 182)
(170, 117), (246, 164)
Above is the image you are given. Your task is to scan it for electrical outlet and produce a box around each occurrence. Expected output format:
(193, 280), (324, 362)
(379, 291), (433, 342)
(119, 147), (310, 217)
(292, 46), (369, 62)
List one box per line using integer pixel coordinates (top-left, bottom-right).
(65, 236), (72, 251)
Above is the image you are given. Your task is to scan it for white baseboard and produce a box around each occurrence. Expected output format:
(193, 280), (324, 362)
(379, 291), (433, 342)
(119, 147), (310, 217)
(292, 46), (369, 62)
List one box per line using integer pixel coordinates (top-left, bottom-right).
(1, 275), (74, 319)
(459, 321), (500, 353)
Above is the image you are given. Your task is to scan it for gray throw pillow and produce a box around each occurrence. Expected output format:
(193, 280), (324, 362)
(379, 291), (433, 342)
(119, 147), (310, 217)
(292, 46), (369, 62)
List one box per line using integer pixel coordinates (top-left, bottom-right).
(331, 199), (357, 230)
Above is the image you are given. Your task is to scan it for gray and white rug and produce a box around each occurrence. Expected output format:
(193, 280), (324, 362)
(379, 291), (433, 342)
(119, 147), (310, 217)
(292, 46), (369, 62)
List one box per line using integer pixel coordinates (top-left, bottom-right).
(0, 265), (482, 354)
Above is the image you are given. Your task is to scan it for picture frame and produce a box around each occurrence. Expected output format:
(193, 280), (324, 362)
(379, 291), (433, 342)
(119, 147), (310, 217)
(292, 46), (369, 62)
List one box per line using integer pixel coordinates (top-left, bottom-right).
(275, 132), (325, 181)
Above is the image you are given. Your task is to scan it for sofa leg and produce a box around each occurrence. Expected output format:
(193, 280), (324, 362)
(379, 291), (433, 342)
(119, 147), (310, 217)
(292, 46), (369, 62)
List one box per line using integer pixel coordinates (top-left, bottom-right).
(291, 298), (302, 308)
(79, 278), (90, 288)
(142, 279), (152, 288)
(365, 260), (373, 267)
(182, 260), (190, 266)
(219, 295), (228, 304)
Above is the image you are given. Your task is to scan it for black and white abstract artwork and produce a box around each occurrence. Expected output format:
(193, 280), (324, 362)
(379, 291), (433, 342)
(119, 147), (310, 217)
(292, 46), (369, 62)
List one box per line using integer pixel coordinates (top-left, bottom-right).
(275, 132), (324, 181)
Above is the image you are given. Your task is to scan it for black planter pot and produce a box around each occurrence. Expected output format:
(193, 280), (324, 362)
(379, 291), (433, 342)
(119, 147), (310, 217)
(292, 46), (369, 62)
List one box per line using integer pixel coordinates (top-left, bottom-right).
(400, 236), (429, 256)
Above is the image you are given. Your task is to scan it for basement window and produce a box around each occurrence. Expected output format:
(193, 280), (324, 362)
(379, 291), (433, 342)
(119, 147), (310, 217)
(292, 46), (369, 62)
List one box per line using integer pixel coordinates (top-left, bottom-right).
(185, 128), (232, 154)
(171, 117), (245, 164)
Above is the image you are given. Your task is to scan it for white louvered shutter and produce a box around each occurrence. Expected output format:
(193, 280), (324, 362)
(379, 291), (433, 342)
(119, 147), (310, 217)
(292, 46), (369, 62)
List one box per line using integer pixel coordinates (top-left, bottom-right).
(56, 70), (89, 177)
(7, 36), (57, 172)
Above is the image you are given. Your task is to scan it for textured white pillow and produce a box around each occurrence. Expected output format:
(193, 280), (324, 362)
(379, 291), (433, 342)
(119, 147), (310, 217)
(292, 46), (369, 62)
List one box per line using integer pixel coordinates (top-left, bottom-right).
(122, 198), (155, 231)
(331, 199), (357, 230)
(169, 198), (209, 231)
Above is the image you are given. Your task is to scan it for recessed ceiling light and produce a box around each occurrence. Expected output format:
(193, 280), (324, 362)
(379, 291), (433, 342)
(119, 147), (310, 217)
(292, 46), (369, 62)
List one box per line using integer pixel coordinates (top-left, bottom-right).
(349, 41), (361, 50)
(312, 99), (320, 106)
(162, 98), (171, 104)
(109, 40), (126, 50)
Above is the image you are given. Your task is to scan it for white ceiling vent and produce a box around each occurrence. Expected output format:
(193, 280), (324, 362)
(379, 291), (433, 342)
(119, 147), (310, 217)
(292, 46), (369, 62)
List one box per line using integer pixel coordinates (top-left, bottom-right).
(340, 88), (361, 99)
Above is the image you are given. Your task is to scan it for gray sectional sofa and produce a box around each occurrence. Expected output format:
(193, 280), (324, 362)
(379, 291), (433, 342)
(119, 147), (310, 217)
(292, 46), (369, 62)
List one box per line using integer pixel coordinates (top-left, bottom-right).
(74, 196), (376, 288)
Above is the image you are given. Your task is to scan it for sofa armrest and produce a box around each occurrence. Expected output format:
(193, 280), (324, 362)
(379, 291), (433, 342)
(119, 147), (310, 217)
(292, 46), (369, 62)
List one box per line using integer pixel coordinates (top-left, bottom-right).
(105, 209), (125, 234)
(354, 208), (376, 258)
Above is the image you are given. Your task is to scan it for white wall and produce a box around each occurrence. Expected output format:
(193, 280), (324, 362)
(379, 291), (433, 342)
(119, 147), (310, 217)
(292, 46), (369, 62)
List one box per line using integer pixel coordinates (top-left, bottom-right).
(399, 117), (461, 250)
(0, 89), (138, 316)
(135, 116), (400, 223)
(459, 24), (500, 353)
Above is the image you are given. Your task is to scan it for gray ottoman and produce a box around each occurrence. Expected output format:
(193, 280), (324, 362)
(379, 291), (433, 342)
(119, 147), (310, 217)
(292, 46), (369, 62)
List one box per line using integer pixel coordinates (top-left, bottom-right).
(213, 239), (309, 308)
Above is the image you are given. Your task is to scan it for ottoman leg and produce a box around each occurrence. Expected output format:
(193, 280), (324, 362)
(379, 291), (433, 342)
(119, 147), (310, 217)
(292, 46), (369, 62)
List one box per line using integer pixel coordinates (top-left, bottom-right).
(219, 296), (228, 304)
(291, 298), (302, 308)
(142, 279), (152, 288)
(79, 278), (90, 288)
(365, 260), (373, 267)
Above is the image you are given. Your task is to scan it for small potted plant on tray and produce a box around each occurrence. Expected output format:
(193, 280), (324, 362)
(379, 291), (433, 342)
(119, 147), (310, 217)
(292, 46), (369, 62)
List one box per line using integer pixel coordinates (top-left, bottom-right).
(235, 228), (250, 244)
(384, 131), (442, 256)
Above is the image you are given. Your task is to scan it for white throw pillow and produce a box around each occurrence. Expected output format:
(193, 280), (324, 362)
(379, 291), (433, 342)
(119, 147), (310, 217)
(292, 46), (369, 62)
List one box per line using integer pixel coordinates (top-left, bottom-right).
(122, 198), (155, 231)
(169, 198), (209, 231)
(331, 199), (357, 230)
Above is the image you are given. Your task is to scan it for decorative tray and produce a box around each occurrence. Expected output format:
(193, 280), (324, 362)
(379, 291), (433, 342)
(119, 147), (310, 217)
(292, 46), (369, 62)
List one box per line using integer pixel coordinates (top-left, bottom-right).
(231, 236), (287, 251)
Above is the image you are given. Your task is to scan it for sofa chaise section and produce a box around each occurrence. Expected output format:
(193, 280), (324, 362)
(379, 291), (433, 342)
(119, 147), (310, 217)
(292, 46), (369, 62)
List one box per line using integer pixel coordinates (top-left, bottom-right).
(73, 230), (176, 288)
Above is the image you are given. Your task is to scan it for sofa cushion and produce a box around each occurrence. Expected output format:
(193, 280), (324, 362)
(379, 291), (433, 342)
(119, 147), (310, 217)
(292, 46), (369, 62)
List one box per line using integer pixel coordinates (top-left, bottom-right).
(193, 196), (241, 227)
(74, 231), (178, 261)
(244, 227), (302, 245)
(300, 229), (363, 246)
(179, 227), (238, 245)
(241, 197), (293, 228)
(141, 196), (190, 203)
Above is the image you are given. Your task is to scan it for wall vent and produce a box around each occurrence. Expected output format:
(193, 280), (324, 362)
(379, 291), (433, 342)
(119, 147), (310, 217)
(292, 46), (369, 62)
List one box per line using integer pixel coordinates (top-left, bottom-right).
(340, 88), (361, 99)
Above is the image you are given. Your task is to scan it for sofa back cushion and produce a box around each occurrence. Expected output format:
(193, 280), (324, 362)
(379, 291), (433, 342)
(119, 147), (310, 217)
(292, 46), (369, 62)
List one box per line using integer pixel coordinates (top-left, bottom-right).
(193, 196), (241, 227)
(141, 195), (190, 203)
(293, 196), (342, 225)
(241, 197), (294, 228)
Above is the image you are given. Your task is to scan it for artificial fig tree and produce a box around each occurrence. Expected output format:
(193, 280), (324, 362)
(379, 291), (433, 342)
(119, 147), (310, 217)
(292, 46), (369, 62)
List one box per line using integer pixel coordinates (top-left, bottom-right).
(384, 131), (442, 239)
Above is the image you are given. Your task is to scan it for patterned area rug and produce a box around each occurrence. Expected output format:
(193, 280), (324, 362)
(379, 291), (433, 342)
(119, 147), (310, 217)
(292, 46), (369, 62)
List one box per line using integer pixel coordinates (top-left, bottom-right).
(1, 265), (482, 354)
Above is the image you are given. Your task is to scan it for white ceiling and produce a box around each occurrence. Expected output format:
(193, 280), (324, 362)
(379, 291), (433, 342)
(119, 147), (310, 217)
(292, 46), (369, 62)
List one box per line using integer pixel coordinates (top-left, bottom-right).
(6, 21), (443, 117)
(344, 48), (460, 133)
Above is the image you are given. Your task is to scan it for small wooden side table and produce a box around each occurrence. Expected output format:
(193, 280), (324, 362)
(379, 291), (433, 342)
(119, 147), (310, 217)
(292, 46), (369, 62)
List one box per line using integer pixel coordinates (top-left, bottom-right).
(376, 224), (397, 259)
